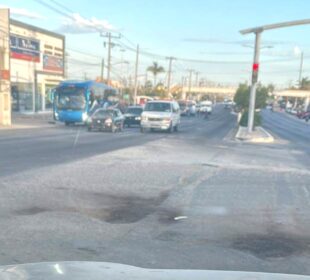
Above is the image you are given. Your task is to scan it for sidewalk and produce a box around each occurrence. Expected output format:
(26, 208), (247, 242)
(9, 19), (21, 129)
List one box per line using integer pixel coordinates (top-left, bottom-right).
(235, 126), (274, 143)
(0, 112), (55, 130)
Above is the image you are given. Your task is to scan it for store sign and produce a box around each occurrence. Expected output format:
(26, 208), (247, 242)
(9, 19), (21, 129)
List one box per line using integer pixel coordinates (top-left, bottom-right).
(0, 70), (10, 80)
(10, 34), (40, 62)
(43, 54), (64, 72)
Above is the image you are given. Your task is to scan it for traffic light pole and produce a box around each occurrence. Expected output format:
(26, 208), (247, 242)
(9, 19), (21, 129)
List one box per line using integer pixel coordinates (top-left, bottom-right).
(241, 19), (310, 132)
(247, 31), (261, 133)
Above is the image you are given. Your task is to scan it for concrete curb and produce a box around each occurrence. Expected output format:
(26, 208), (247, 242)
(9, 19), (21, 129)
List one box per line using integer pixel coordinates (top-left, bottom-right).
(236, 126), (274, 143)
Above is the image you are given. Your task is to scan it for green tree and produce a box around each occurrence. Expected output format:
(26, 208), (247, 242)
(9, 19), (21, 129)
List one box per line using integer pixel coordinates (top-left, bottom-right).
(234, 83), (268, 110)
(300, 77), (310, 90)
(234, 83), (269, 128)
(147, 62), (165, 87)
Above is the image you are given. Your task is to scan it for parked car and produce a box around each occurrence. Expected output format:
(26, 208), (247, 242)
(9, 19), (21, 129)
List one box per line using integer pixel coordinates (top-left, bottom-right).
(303, 111), (310, 121)
(124, 106), (143, 127)
(297, 110), (310, 119)
(140, 100), (180, 132)
(87, 108), (124, 132)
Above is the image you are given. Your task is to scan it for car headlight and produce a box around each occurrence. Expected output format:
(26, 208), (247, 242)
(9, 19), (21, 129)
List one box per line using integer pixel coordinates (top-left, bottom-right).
(162, 117), (171, 122)
(141, 116), (148, 121)
(82, 112), (88, 121)
(135, 116), (141, 120)
(105, 118), (112, 124)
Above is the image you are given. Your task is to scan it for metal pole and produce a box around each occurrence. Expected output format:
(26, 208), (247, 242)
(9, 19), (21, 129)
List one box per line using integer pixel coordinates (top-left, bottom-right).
(188, 70), (193, 99)
(299, 51), (304, 85)
(107, 33), (111, 85)
(195, 71), (200, 87)
(133, 44), (139, 105)
(247, 31), (262, 133)
(167, 57), (174, 98)
(101, 58), (104, 81)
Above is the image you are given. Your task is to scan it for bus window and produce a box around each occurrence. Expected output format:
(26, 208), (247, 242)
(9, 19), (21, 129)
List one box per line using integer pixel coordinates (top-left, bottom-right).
(56, 87), (86, 110)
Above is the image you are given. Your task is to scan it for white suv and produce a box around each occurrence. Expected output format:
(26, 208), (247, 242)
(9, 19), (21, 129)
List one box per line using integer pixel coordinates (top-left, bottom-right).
(141, 101), (180, 132)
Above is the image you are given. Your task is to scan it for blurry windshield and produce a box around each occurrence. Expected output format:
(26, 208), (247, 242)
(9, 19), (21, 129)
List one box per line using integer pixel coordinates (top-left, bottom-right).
(126, 107), (143, 115)
(2, 1), (310, 277)
(144, 102), (171, 112)
(56, 87), (86, 110)
(93, 110), (113, 118)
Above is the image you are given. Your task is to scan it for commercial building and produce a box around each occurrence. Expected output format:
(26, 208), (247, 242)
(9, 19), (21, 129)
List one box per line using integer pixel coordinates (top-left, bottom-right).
(8, 14), (65, 112)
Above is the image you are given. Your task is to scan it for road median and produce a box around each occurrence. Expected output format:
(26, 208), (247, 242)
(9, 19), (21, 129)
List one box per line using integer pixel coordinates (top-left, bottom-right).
(235, 126), (274, 143)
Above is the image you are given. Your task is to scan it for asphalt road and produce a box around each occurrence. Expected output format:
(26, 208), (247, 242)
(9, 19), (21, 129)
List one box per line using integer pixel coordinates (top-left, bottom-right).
(1, 105), (310, 275)
(262, 109), (310, 152)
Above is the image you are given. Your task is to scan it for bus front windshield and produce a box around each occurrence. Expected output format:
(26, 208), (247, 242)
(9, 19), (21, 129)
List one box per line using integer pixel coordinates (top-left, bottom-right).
(56, 87), (86, 110)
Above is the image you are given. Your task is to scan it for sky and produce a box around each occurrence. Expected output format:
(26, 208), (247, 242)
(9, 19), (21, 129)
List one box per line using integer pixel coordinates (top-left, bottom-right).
(2, 0), (310, 88)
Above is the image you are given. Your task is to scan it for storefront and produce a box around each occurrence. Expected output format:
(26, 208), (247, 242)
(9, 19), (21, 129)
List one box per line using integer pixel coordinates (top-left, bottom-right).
(9, 19), (65, 112)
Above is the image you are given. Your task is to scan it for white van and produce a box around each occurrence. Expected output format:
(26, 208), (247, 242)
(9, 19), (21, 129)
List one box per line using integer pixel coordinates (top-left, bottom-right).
(140, 100), (181, 132)
(199, 100), (213, 114)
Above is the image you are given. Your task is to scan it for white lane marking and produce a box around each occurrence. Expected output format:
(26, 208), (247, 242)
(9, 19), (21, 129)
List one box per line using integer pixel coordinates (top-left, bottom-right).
(72, 127), (81, 148)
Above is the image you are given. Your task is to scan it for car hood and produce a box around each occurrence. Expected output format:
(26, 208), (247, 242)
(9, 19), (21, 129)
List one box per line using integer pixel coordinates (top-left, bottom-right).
(0, 261), (309, 280)
(124, 113), (140, 117)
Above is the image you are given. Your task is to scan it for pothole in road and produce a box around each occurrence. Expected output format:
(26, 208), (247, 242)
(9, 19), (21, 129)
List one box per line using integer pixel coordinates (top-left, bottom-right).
(14, 207), (49, 216)
(74, 191), (170, 224)
(232, 233), (310, 259)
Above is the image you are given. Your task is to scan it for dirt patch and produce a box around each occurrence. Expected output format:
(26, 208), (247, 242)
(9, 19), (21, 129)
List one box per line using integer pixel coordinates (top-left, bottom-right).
(232, 233), (310, 259)
(73, 191), (170, 224)
(14, 207), (49, 216)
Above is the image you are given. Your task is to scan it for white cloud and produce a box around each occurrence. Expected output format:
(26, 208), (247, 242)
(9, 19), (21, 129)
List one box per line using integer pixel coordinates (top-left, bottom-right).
(58, 13), (116, 34)
(0, 6), (45, 19)
(293, 46), (302, 56)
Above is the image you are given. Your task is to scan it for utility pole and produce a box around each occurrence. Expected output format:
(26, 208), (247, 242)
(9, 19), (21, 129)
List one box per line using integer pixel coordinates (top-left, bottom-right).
(299, 51), (304, 86)
(133, 44), (139, 105)
(181, 76), (186, 100)
(101, 58), (104, 81)
(107, 33), (112, 84)
(188, 69), (194, 99)
(101, 32), (121, 85)
(166, 56), (176, 98)
(195, 71), (200, 87)
(247, 32), (261, 133)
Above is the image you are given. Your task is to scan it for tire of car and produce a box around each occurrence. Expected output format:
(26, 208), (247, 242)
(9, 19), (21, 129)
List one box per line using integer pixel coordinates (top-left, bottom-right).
(119, 122), (124, 132)
(167, 122), (173, 133)
(174, 125), (178, 132)
(111, 123), (117, 133)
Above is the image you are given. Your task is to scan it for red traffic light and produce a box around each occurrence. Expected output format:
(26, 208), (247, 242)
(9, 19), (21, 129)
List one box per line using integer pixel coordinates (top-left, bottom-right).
(252, 63), (259, 71)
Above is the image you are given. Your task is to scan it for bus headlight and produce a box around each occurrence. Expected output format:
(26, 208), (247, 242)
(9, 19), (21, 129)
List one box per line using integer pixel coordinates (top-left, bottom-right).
(82, 112), (88, 121)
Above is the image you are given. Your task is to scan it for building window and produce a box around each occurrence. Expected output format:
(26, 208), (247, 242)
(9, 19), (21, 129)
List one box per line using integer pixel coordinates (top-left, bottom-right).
(44, 44), (53, 50)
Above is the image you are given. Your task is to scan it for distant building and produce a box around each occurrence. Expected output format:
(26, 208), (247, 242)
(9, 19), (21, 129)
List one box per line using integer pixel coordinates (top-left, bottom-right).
(9, 18), (65, 112)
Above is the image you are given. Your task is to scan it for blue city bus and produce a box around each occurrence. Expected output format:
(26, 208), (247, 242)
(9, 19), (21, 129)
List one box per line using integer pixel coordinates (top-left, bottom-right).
(53, 80), (119, 125)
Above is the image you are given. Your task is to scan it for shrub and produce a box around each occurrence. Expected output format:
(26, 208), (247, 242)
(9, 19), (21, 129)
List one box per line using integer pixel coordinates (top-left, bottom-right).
(239, 110), (261, 127)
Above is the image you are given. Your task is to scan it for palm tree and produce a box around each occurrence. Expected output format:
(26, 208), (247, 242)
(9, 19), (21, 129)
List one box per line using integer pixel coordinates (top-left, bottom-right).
(147, 62), (165, 88)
